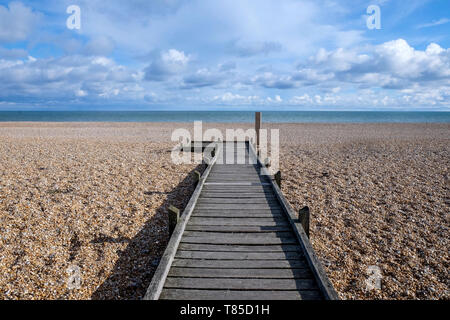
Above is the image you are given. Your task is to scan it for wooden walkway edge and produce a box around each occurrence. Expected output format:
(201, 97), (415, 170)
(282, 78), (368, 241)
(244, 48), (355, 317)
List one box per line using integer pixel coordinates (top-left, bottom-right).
(144, 141), (338, 300)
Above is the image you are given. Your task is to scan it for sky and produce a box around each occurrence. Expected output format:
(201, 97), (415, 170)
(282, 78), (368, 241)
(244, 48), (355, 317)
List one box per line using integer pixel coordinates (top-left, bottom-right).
(0, 0), (449, 111)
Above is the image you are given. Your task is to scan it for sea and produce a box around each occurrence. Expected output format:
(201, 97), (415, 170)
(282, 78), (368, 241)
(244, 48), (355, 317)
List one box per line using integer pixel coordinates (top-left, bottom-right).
(0, 111), (449, 123)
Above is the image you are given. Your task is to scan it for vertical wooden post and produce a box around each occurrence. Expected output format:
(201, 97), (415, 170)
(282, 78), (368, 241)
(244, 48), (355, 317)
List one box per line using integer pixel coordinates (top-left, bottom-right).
(194, 170), (201, 184)
(298, 206), (310, 238)
(274, 170), (281, 188)
(168, 205), (180, 236)
(255, 112), (261, 153)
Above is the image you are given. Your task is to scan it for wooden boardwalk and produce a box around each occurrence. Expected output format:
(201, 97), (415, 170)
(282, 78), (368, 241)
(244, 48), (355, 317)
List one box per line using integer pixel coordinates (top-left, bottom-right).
(145, 141), (338, 300)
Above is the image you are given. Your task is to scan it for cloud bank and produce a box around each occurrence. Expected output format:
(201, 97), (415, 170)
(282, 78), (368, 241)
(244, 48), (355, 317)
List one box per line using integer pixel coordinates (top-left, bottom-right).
(0, 0), (449, 110)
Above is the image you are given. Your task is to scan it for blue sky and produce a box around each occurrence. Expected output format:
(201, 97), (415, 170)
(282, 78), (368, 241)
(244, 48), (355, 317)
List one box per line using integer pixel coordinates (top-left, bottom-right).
(0, 0), (449, 110)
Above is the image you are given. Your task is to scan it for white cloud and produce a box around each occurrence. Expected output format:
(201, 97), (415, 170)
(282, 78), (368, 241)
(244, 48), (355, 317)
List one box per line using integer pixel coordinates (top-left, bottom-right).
(305, 39), (450, 86)
(145, 49), (190, 81)
(0, 2), (41, 43)
(0, 54), (141, 103)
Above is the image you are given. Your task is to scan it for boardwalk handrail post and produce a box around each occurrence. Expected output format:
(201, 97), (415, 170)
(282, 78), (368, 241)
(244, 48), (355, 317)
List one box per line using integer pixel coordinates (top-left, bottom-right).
(168, 205), (180, 235)
(298, 206), (310, 238)
(194, 170), (201, 184)
(274, 170), (281, 188)
(255, 112), (261, 155)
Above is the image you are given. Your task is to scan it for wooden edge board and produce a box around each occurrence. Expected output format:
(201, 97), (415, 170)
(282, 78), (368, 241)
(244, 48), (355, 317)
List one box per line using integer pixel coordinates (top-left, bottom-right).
(247, 141), (339, 300)
(143, 146), (219, 300)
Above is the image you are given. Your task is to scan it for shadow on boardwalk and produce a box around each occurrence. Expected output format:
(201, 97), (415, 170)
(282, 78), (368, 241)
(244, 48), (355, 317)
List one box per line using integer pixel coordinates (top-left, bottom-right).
(91, 163), (205, 300)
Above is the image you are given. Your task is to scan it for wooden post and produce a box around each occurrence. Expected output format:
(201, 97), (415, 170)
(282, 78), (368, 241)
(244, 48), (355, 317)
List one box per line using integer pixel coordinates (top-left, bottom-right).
(274, 170), (281, 188)
(168, 205), (180, 236)
(194, 170), (201, 183)
(255, 112), (261, 153)
(298, 206), (310, 238)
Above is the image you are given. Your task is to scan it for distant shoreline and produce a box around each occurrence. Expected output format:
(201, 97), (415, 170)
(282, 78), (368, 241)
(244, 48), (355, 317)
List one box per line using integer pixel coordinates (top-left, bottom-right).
(0, 111), (449, 123)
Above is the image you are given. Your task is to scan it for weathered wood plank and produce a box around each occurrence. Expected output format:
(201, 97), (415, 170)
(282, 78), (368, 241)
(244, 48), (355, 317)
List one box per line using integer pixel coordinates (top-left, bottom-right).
(192, 208), (283, 215)
(171, 259), (308, 269)
(188, 217), (288, 226)
(195, 204), (281, 210)
(168, 267), (312, 279)
(208, 173), (260, 176)
(164, 277), (318, 290)
(200, 193), (276, 198)
(184, 225), (290, 232)
(160, 289), (322, 300)
(183, 231), (294, 239)
(192, 212), (283, 219)
(206, 180), (269, 184)
(177, 243), (301, 252)
(197, 199), (279, 205)
(181, 236), (297, 245)
(201, 188), (274, 193)
(175, 250), (302, 260)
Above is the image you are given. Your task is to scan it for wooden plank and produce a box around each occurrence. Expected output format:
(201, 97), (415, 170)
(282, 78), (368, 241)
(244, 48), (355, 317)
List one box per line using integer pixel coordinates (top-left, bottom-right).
(197, 198), (279, 205)
(177, 243), (301, 252)
(171, 259), (308, 269)
(164, 277), (318, 290)
(192, 211), (283, 218)
(175, 250), (302, 260)
(193, 208), (283, 214)
(208, 173), (260, 176)
(211, 164), (255, 167)
(207, 174), (266, 178)
(211, 167), (256, 170)
(193, 209), (286, 218)
(181, 236), (297, 245)
(168, 267), (312, 279)
(188, 217), (288, 226)
(209, 171), (258, 175)
(200, 193), (276, 198)
(207, 175), (261, 179)
(183, 231), (294, 239)
(206, 180), (268, 184)
(204, 182), (271, 186)
(201, 187), (273, 192)
(160, 289), (322, 300)
(201, 190), (273, 194)
(192, 212), (283, 218)
(185, 225), (290, 232)
(195, 204), (281, 210)
(210, 169), (257, 172)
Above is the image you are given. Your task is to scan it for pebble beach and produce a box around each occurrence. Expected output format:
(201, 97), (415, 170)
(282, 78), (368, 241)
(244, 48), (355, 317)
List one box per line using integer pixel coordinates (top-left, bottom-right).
(0, 122), (448, 300)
